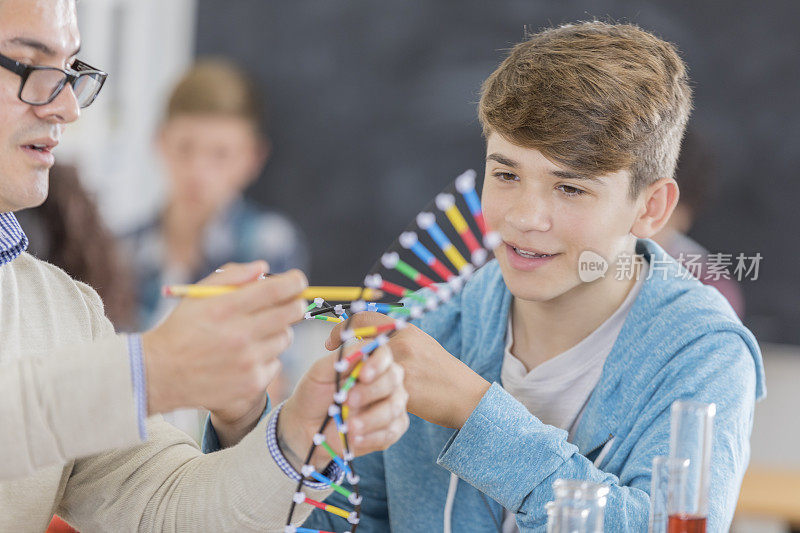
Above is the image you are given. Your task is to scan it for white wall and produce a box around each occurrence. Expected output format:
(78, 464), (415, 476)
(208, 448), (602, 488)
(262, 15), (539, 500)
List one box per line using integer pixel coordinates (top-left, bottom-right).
(57, 0), (197, 233)
(749, 343), (800, 468)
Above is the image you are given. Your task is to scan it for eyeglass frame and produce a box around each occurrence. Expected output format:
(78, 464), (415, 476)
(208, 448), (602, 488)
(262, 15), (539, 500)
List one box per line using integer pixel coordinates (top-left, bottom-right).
(0, 51), (107, 108)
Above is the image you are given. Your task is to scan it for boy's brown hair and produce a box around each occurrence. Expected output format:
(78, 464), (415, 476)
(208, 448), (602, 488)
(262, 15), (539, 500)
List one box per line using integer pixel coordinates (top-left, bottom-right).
(165, 57), (265, 133)
(479, 21), (692, 197)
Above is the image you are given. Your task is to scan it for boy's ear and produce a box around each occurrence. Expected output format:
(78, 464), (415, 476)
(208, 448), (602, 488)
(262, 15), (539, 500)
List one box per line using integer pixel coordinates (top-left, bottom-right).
(630, 177), (680, 239)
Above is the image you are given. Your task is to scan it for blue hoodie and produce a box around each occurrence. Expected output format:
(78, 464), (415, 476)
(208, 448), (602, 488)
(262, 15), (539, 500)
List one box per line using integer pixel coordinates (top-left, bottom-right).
(303, 239), (765, 532)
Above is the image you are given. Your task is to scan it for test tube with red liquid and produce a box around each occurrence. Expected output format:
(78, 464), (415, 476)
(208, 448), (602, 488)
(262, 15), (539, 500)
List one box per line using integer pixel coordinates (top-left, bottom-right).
(648, 456), (689, 533)
(667, 401), (716, 533)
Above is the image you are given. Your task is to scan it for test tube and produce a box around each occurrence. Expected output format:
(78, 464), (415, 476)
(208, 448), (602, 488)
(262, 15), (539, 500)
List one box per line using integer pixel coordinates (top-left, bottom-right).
(648, 455), (690, 533)
(547, 479), (609, 533)
(546, 500), (590, 533)
(667, 401), (716, 533)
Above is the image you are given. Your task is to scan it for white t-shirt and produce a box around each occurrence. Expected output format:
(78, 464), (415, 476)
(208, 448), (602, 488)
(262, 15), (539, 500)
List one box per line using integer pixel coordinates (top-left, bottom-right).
(500, 262), (648, 533)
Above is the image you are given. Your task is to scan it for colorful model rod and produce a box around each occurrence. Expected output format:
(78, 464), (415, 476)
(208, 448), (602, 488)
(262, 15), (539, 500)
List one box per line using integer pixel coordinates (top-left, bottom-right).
(284, 170), (500, 533)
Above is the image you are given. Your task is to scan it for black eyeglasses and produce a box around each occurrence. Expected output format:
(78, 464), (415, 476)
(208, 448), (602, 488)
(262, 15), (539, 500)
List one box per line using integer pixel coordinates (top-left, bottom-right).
(0, 51), (107, 108)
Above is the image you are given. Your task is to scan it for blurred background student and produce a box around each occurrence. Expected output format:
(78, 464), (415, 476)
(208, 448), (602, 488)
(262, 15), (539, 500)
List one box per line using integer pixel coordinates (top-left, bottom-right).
(121, 58), (309, 439)
(123, 58), (308, 329)
(653, 129), (746, 318)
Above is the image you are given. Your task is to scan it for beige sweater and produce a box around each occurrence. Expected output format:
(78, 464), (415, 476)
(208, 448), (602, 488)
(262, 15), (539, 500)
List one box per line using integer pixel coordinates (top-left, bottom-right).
(0, 253), (331, 532)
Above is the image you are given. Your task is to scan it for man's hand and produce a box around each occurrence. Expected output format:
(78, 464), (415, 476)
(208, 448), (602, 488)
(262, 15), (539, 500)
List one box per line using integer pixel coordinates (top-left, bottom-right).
(325, 312), (490, 429)
(142, 261), (307, 446)
(277, 344), (409, 471)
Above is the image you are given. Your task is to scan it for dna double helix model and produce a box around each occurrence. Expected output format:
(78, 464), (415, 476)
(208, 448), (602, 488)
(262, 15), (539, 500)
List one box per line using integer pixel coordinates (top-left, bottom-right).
(286, 170), (500, 533)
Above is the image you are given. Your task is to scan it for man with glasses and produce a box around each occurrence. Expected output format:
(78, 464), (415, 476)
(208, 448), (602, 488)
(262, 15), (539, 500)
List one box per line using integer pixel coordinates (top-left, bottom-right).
(0, 0), (409, 530)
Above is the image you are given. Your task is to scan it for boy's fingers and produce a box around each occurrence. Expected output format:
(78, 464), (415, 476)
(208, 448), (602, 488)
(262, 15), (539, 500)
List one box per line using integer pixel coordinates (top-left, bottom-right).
(325, 324), (346, 351)
(325, 312), (396, 351)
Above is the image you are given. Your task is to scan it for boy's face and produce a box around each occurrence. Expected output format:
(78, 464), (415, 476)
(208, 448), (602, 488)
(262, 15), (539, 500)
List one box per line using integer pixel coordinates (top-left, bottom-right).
(158, 114), (266, 217)
(482, 132), (640, 303)
(0, 0), (80, 212)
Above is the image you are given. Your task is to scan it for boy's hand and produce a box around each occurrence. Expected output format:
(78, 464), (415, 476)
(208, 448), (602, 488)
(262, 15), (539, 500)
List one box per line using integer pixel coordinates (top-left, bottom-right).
(325, 312), (490, 429)
(278, 344), (409, 471)
(142, 262), (307, 447)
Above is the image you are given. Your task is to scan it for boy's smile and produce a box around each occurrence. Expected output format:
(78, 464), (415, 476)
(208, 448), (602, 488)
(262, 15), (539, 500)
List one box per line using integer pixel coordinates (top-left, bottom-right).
(482, 132), (642, 304)
(503, 241), (561, 271)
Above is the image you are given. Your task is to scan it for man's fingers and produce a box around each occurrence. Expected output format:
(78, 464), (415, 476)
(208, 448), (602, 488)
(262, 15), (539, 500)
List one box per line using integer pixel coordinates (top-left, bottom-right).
(258, 329), (294, 361)
(198, 261), (269, 286)
(305, 349), (349, 385)
(350, 411), (410, 453)
(347, 357), (403, 409)
(325, 311), (396, 351)
(240, 329), (293, 371)
(239, 357), (282, 404)
(248, 297), (306, 339)
(215, 269), (308, 315)
(259, 357), (283, 388)
(347, 386), (409, 441)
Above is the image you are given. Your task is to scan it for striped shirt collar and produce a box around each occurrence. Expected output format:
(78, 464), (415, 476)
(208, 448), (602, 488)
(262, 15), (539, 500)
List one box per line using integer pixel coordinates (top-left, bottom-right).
(0, 212), (28, 266)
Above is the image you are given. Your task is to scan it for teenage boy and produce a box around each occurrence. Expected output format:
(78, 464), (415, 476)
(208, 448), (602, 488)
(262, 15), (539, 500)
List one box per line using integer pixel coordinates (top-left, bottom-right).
(304, 21), (765, 532)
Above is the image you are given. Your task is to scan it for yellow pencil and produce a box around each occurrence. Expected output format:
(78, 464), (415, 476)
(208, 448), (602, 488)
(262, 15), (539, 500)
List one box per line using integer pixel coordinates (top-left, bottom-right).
(163, 284), (383, 301)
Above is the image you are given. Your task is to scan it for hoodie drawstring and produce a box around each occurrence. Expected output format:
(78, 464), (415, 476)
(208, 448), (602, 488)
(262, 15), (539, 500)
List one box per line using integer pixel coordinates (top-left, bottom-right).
(443, 472), (459, 533)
